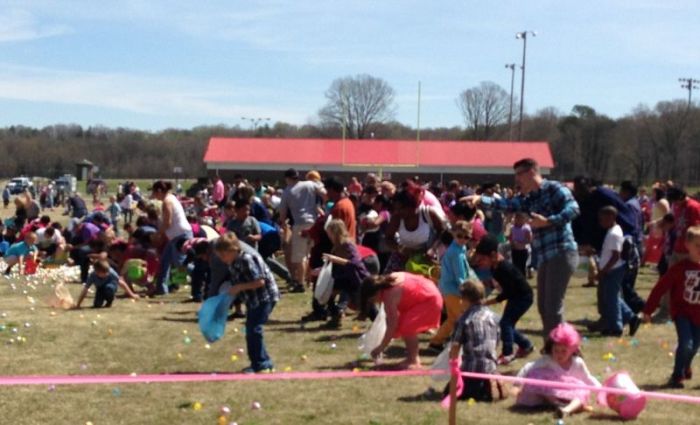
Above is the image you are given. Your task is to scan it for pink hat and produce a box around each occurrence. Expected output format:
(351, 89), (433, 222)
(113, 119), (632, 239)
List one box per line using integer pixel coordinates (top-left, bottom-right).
(549, 323), (581, 353)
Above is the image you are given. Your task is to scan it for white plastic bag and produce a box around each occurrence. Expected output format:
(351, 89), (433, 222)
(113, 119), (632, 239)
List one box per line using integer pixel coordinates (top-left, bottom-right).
(358, 305), (386, 356)
(314, 260), (334, 305)
(430, 345), (462, 382)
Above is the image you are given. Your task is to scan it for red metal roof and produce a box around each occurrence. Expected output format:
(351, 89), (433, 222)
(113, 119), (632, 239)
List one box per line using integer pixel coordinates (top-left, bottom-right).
(203, 138), (554, 169)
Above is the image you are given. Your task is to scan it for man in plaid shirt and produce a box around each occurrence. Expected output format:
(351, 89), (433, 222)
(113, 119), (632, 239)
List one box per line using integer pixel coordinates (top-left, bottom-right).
(463, 158), (580, 338)
(215, 233), (279, 373)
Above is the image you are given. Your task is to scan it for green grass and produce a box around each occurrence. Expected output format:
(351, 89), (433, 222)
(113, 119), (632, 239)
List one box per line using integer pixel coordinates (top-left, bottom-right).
(1, 264), (699, 425)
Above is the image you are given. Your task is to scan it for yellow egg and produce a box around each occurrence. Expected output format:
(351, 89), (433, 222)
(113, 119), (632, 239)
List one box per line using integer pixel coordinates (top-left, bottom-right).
(230, 355), (238, 362)
(193, 401), (203, 411)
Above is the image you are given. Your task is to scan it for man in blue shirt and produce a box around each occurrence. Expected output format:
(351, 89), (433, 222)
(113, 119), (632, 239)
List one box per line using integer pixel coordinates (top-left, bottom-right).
(463, 158), (580, 338)
(572, 177), (645, 322)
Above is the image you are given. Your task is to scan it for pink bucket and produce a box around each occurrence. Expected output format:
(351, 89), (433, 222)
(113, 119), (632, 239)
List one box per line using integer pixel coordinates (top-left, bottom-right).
(597, 371), (647, 420)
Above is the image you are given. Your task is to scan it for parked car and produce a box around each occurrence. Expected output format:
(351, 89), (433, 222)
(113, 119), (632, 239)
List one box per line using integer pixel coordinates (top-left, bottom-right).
(6, 177), (33, 195)
(54, 175), (76, 194)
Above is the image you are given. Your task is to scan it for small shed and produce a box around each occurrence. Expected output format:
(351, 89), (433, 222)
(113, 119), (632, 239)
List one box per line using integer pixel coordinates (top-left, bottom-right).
(75, 159), (94, 181)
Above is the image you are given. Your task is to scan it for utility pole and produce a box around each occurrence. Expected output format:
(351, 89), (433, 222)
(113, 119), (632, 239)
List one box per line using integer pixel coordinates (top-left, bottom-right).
(515, 31), (536, 140)
(679, 77), (699, 108)
(416, 81), (422, 142)
(505, 63), (516, 141)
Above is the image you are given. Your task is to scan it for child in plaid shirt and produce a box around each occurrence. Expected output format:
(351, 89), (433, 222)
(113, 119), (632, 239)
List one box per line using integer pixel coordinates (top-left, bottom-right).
(446, 279), (502, 402)
(214, 232), (280, 373)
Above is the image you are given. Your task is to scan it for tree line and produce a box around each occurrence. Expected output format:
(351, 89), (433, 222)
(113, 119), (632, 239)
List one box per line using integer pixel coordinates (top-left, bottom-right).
(1, 74), (698, 185)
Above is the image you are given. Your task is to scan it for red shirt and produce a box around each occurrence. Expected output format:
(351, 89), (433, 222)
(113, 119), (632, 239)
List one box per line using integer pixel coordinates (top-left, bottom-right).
(672, 198), (700, 254)
(643, 259), (700, 325)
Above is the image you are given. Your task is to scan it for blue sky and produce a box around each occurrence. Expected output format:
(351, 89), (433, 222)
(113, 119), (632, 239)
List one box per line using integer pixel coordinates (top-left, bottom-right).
(0, 0), (697, 131)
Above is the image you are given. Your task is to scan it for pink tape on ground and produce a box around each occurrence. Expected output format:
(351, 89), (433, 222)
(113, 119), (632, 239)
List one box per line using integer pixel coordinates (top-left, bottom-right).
(458, 371), (700, 405)
(0, 370), (699, 405)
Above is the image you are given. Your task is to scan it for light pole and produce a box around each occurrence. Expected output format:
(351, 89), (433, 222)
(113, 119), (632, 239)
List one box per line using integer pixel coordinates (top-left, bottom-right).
(515, 30), (536, 140)
(679, 77), (699, 108)
(241, 117), (271, 134)
(505, 63), (516, 141)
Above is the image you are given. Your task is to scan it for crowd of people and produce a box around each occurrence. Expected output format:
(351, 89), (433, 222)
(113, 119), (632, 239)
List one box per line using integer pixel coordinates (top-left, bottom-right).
(2, 157), (700, 417)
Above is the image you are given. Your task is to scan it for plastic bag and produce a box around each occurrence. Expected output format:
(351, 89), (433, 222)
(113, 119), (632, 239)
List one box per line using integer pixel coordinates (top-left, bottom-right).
(46, 283), (75, 310)
(358, 305), (386, 356)
(198, 292), (235, 343)
(431, 345), (463, 382)
(125, 259), (146, 281)
(314, 261), (334, 305)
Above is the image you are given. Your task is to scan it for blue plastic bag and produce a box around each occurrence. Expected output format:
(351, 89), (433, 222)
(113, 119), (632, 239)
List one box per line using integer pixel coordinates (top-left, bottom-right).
(198, 293), (235, 343)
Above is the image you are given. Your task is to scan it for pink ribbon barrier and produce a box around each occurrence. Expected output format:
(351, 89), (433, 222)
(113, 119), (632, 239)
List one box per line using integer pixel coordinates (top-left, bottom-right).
(0, 370), (432, 386)
(458, 371), (700, 405)
(0, 369), (699, 406)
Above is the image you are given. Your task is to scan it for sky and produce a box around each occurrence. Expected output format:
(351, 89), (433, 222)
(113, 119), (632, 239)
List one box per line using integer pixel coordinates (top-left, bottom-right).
(0, 0), (697, 131)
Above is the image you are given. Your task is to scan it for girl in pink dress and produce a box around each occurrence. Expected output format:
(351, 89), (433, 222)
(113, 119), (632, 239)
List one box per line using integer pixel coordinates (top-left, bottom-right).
(361, 272), (443, 369)
(515, 323), (601, 418)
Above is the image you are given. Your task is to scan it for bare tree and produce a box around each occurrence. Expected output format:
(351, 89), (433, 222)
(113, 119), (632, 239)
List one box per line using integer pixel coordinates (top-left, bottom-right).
(456, 81), (510, 140)
(318, 74), (397, 139)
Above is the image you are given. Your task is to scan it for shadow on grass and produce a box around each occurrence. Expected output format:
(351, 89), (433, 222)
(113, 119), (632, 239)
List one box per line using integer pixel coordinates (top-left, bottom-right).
(160, 316), (198, 323)
(314, 333), (361, 342)
(267, 318), (305, 325)
(397, 388), (444, 403)
(274, 326), (326, 333)
(588, 413), (627, 422)
(639, 382), (673, 391)
(507, 404), (557, 416)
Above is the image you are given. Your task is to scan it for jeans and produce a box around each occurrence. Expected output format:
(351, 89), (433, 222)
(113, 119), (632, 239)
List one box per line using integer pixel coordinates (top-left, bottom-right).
(511, 249), (529, 277)
(189, 258), (210, 301)
(501, 296), (534, 355)
(621, 263), (645, 313)
(264, 255), (292, 284)
(156, 231), (193, 294)
(601, 266), (634, 333)
(673, 316), (700, 379)
(536, 250), (578, 338)
(246, 301), (276, 371)
(70, 245), (94, 283)
(93, 284), (116, 308)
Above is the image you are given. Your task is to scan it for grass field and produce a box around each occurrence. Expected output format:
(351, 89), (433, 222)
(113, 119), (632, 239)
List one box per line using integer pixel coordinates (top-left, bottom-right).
(1, 260), (700, 425)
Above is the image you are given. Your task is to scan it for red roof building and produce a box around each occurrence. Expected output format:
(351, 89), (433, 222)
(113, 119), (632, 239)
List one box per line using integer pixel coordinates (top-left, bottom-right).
(204, 137), (554, 182)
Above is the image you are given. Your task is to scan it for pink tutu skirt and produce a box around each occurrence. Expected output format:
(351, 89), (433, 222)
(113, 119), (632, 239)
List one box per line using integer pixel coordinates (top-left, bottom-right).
(518, 368), (591, 406)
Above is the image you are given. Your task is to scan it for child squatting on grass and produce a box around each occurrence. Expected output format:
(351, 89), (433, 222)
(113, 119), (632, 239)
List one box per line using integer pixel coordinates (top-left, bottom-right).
(642, 224), (700, 388)
(3, 231), (38, 275)
(446, 279), (503, 402)
(74, 260), (122, 309)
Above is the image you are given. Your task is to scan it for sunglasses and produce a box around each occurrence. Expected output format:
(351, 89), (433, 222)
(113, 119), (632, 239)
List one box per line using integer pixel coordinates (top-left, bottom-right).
(454, 233), (470, 240)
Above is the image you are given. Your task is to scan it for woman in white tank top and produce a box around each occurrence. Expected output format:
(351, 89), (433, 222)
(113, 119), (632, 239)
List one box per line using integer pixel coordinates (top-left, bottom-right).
(384, 183), (446, 273)
(151, 181), (193, 295)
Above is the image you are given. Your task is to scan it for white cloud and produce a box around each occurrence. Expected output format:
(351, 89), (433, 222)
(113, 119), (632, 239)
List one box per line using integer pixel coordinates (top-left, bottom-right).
(0, 9), (70, 42)
(0, 63), (306, 123)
